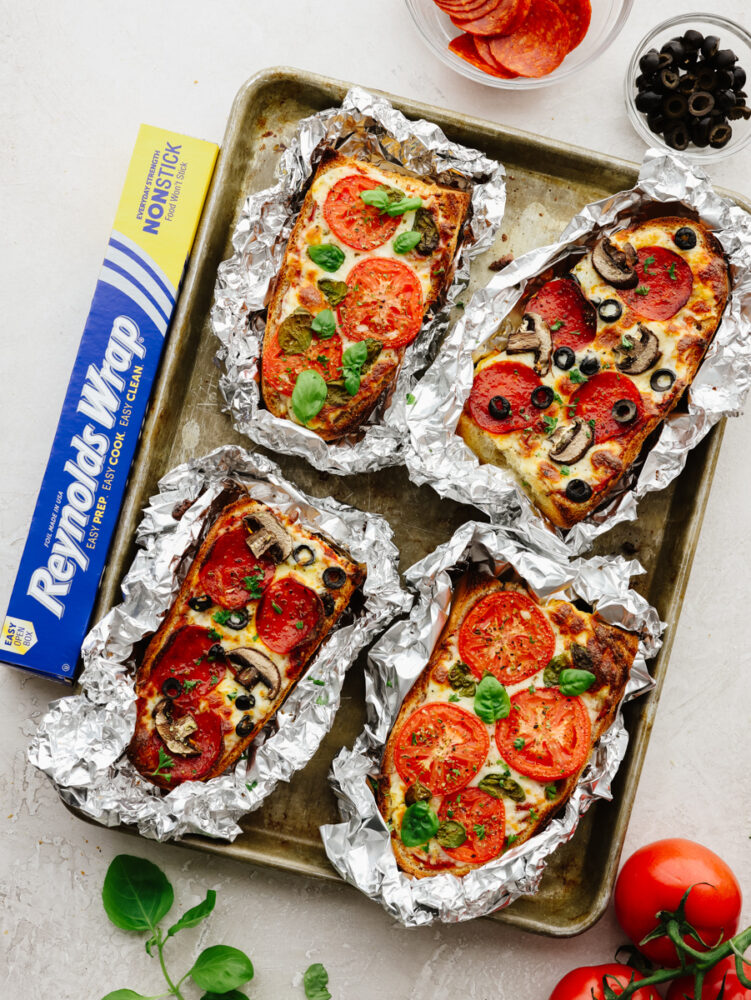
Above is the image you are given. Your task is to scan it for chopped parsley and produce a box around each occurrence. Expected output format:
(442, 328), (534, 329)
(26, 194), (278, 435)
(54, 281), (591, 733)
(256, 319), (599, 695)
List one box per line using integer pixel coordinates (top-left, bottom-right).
(568, 368), (588, 384)
(406, 393), (416, 405)
(635, 285), (650, 296)
(272, 601), (283, 614)
(311, 678), (325, 686)
(212, 610), (232, 625)
(559, 465), (570, 477)
(513, 737), (525, 750)
(643, 254), (656, 275)
(473, 824), (487, 841)
(551, 320), (564, 331)
(448, 693), (460, 703)
(182, 679), (198, 692)
(621, 333), (634, 349)
(545, 783), (558, 801)
(542, 414), (558, 436)
(667, 262), (677, 281)
(246, 780), (258, 792)
(207, 627), (221, 641)
(295, 621), (304, 630)
(507, 834), (518, 846)
(150, 747), (174, 781)
(243, 571), (264, 598)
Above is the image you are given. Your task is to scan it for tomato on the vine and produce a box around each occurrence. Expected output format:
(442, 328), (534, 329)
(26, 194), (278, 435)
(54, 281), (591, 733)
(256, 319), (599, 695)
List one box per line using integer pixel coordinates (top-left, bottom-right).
(548, 962), (661, 1000)
(666, 958), (751, 1000)
(614, 839), (742, 966)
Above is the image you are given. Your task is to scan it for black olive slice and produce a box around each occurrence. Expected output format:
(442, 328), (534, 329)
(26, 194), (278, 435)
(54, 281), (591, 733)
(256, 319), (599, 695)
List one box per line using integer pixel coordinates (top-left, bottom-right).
(598, 299), (623, 323)
(323, 567), (347, 590)
(646, 111), (666, 134)
(293, 544), (316, 567)
(678, 73), (697, 95)
(661, 39), (686, 66)
(207, 642), (226, 661)
(235, 694), (255, 711)
(715, 49), (737, 71)
(321, 592), (336, 617)
(665, 122), (690, 151)
(554, 346), (575, 371)
(236, 716), (254, 737)
(488, 395), (511, 420)
(639, 49), (661, 76)
(565, 271), (581, 285)
(612, 399), (638, 424)
(660, 68), (680, 91)
(188, 595), (212, 612)
(580, 356), (600, 377)
(650, 368), (676, 392)
(225, 609), (249, 630)
(709, 123), (733, 148)
(663, 94), (688, 119)
(688, 90), (715, 116)
(694, 67), (717, 92)
(566, 479), (593, 503)
(161, 677), (182, 699)
(701, 35), (720, 61)
(531, 385), (554, 410)
(733, 66), (747, 91)
(691, 117), (712, 147)
(682, 30), (704, 53)
(635, 90), (663, 113)
(674, 227), (697, 250)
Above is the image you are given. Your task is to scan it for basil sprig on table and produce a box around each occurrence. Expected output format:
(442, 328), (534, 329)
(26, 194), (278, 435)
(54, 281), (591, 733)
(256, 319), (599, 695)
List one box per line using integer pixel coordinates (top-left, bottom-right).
(307, 243), (345, 271)
(473, 672), (510, 724)
(303, 963), (332, 1000)
(360, 184), (423, 217)
(291, 369), (328, 425)
(400, 799), (439, 847)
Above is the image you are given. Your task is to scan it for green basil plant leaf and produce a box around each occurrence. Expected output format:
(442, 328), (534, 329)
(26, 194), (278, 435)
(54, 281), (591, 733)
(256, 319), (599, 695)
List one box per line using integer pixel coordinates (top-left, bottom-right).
(190, 945), (254, 993)
(400, 800), (439, 847)
(473, 673), (510, 724)
(101, 855), (174, 932)
(303, 963), (332, 1000)
(291, 369), (327, 424)
(100, 991), (153, 1000)
(393, 231), (422, 254)
(558, 668), (596, 696)
(311, 308), (336, 339)
(307, 243), (345, 272)
(167, 888), (216, 938)
(200, 992), (248, 1000)
(360, 185), (423, 217)
(342, 342), (368, 368)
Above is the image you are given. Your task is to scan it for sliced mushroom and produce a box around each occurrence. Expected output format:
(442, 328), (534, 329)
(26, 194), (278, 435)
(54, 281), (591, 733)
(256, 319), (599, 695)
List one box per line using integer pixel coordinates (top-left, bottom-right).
(549, 418), (594, 465)
(228, 648), (282, 700)
(243, 510), (292, 563)
(615, 324), (662, 375)
(592, 237), (639, 289)
(506, 312), (553, 376)
(153, 699), (201, 757)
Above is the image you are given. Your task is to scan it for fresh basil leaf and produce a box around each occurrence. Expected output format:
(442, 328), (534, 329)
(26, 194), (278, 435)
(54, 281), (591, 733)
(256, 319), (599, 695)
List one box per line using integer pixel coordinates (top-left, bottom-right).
(167, 889), (216, 938)
(101, 991), (152, 1000)
(436, 820), (467, 849)
(342, 342), (368, 368)
(385, 195), (423, 217)
(311, 308), (336, 339)
(101, 855), (174, 932)
(303, 963), (332, 1000)
(412, 207), (439, 254)
(400, 800), (439, 847)
(448, 660), (476, 697)
(200, 992), (248, 1000)
(473, 673), (510, 724)
(393, 231), (422, 254)
(277, 310), (313, 354)
(307, 244), (345, 272)
(558, 668), (596, 696)
(543, 653), (569, 687)
(359, 185), (403, 212)
(190, 945), (254, 993)
(344, 370), (361, 396)
(291, 369), (327, 424)
(479, 772), (525, 802)
(317, 278), (349, 306)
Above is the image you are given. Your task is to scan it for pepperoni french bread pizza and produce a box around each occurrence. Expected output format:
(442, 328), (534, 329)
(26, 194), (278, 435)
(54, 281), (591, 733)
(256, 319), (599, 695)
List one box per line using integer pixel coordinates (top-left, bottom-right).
(457, 215), (730, 528)
(261, 150), (471, 440)
(128, 495), (365, 789)
(377, 569), (638, 878)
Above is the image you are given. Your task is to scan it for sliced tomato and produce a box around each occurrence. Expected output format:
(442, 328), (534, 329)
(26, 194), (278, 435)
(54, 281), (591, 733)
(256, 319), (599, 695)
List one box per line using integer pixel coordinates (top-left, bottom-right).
(256, 576), (323, 654)
(465, 360), (541, 434)
(619, 246), (693, 321)
(322, 174), (400, 251)
(495, 689), (591, 781)
(137, 707), (224, 787)
(149, 626), (225, 706)
(198, 527), (276, 610)
(262, 324), (343, 398)
(526, 278), (597, 349)
(394, 703), (490, 795)
(550, 963), (661, 1000)
(488, 0), (571, 77)
(438, 788), (506, 865)
(449, 34), (517, 78)
(571, 370), (644, 444)
(550, 0), (592, 52)
(458, 591), (555, 684)
(337, 258), (423, 349)
(450, 0), (530, 36)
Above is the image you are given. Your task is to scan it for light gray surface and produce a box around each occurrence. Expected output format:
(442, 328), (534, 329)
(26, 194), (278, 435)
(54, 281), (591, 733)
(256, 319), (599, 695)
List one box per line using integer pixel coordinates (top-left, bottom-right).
(2, 1), (750, 997)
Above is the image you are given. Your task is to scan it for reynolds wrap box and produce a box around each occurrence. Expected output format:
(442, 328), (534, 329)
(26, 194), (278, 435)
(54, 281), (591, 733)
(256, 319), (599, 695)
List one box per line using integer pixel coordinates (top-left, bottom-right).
(1, 125), (218, 682)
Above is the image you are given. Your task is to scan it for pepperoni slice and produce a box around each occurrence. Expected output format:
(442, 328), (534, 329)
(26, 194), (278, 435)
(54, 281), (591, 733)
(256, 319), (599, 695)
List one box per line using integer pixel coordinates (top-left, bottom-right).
(449, 34), (518, 78)
(495, 689), (591, 781)
(571, 371), (645, 444)
(472, 36), (520, 77)
(137, 708), (224, 787)
(438, 788), (506, 864)
(256, 576), (323, 654)
(551, 0), (592, 51)
(458, 591), (556, 684)
(465, 360), (541, 434)
(526, 278), (597, 349)
(262, 325), (343, 398)
(436, 0), (502, 16)
(450, 0), (530, 36)
(489, 0), (571, 78)
(337, 258), (423, 349)
(619, 246), (693, 321)
(199, 527), (276, 610)
(149, 626), (225, 706)
(394, 703), (490, 795)
(323, 175), (400, 252)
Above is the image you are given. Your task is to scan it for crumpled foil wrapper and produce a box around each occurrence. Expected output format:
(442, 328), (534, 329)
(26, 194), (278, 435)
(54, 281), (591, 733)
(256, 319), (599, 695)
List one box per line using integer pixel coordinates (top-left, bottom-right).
(321, 519), (663, 926)
(405, 149), (751, 553)
(211, 86), (506, 475)
(28, 447), (411, 842)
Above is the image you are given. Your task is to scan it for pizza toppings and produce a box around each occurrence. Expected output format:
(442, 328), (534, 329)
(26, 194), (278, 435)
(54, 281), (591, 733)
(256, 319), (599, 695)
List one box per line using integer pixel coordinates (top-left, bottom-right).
(150, 626), (225, 706)
(264, 323), (343, 398)
(506, 312), (553, 375)
(393, 702), (490, 794)
(619, 247), (693, 321)
(592, 237), (639, 289)
(228, 648), (282, 699)
(337, 258), (423, 349)
(598, 299), (623, 323)
(188, 595), (212, 612)
(322, 566), (347, 589)
(553, 345), (575, 371)
(243, 510), (293, 563)
(526, 279), (597, 350)
(566, 478), (593, 503)
(438, 788), (506, 864)
(322, 175), (401, 251)
(466, 360), (541, 434)
(256, 577), (323, 654)
(223, 609), (250, 630)
(495, 688), (591, 780)
(615, 324), (662, 375)
(154, 700), (202, 757)
(549, 417), (593, 465)
(674, 226), (697, 250)
(571, 371), (644, 443)
(612, 399), (638, 425)
(651, 368), (676, 393)
(531, 385), (555, 409)
(458, 591), (555, 684)
(292, 544), (316, 567)
(143, 710), (223, 785)
(412, 208), (440, 255)
(199, 528), (276, 609)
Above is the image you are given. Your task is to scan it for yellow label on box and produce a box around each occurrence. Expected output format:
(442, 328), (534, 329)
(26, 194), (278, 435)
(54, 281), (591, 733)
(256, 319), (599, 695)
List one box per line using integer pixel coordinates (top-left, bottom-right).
(1, 617), (38, 655)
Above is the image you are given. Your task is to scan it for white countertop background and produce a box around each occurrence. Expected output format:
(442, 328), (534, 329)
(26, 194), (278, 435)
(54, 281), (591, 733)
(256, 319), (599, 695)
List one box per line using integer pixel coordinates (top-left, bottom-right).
(2, 1), (751, 996)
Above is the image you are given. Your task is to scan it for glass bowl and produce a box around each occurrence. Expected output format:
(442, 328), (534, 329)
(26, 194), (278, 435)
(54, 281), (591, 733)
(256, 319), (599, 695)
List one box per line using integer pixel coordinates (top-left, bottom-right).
(404, 0), (634, 90)
(625, 13), (751, 163)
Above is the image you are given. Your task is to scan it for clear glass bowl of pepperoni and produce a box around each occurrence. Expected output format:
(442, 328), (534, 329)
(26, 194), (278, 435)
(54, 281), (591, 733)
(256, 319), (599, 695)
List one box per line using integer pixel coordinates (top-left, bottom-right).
(625, 14), (751, 162)
(405, 0), (634, 89)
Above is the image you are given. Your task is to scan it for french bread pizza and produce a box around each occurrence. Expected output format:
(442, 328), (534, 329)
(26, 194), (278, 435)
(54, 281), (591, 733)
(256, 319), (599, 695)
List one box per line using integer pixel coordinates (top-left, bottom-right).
(128, 495), (365, 789)
(377, 569), (638, 878)
(457, 215), (730, 528)
(261, 150), (471, 440)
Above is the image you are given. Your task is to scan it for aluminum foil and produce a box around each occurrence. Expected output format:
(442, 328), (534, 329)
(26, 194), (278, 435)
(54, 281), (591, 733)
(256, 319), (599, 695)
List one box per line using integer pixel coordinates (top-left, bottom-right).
(28, 447), (411, 842)
(405, 148), (751, 553)
(211, 86), (506, 475)
(321, 519), (663, 926)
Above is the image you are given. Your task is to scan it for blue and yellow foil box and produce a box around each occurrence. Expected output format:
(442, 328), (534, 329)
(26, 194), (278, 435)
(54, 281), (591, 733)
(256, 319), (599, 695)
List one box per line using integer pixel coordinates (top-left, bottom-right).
(1, 125), (218, 682)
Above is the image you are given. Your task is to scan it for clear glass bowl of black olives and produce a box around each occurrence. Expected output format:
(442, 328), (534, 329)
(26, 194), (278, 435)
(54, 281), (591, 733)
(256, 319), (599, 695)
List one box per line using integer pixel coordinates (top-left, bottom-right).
(626, 14), (751, 161)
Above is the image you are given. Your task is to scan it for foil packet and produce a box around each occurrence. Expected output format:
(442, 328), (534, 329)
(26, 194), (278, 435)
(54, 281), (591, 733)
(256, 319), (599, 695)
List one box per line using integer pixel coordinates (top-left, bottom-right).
(404, 149), (751, 553)
(321, 519), (663, 926)
(211, 85), (506, 475)
(28, 447), (411, 842)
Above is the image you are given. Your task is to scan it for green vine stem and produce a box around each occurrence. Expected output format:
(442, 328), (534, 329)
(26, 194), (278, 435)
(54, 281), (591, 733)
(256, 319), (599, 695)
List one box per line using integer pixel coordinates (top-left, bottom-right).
(153, 927), (186, 1000)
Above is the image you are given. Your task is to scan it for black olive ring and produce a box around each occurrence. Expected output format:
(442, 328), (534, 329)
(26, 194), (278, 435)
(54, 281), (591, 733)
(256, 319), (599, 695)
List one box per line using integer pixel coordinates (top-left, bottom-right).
(530, 385), (554, 410)
(488, 395), (511, 420)
(651, 368), (676, 392)
(612, 399), (638, 424)
(161, 677), (182, 698)
(323, 567), (347, 590)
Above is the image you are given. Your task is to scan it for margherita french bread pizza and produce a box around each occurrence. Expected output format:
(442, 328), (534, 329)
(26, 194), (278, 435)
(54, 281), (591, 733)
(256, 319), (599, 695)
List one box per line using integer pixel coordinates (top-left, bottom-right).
(261, 150), (471, 440)
(457, 215), (730, 528)
(377, 570), (638, 878)
(128, 495), (366, 789)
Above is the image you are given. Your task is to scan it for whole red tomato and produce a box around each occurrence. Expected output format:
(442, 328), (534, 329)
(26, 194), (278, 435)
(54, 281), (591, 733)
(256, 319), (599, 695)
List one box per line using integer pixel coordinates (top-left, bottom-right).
(614, 839), (742, 966)
(666, 958), (751, 1000)
(549, 963), (661, 999)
